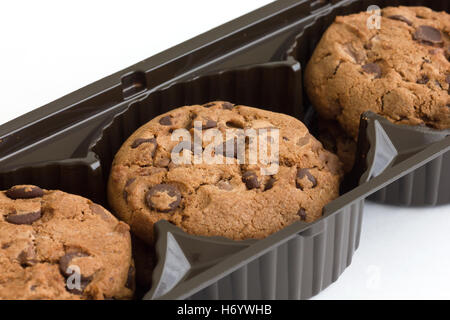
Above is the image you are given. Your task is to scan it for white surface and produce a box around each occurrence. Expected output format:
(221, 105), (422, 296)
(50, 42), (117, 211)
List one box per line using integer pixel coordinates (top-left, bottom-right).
(313, 202), (450, 300)
(0, 0), (274, 124)
(1, 0), (449, 300)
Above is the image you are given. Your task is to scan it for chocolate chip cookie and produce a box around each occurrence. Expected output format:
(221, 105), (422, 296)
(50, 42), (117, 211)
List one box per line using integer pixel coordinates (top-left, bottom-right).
(108, 101), (343, 244)
(0, 185), (134, 300)
(305, 6), (450, 140)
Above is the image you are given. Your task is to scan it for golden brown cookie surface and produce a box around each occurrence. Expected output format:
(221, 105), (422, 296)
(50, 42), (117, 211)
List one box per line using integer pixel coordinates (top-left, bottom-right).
(108, 102), (343, 244)
(0, 185), (134, 300)
(305, 6), (450, 140)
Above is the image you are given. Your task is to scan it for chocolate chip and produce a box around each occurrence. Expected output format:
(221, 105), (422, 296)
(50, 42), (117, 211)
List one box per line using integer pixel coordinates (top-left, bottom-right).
(131, 137), (156, 149)
(18, 247), (37, 267)
(125, 265), (135, 289)
(126, 178), (136, 188)
(6, 210), (41, 225)
(362, 63), (382, 78)
(446, 75), (450, 94)
(414, 26), (443, 46)
(202, 120), (217, 129)
(297, 208), (307, 221)
(145, 184), (181, 212)
(203, 103), (215, 108)
(417, 75), (429, 84)
(222, 102), (234, 110)
(89, 204), (111, 221)
(155, 157), (170, 167)
(67, 278), (92, 295)
(59, 252), (90, 278)
(282, 137), (289, 141)
(434, 80), (443, 89)
(344, 43), (365, 64)
(59, 251), (93, 295)
(123, 178), (136, 202)
(159, 116), (172, 126)
(2, 242), (11, 249)
(5, 185), (44, 199)
(387, 15), (412, 26)
(17, 251), (28, 265)
(226, 120), (244, 129)
(363, 42), (373, 50)
(297, 135), (310, 147)
(296, 168), (317, 190)
(264, 177), (275, 191)
(242, 171), (260, 190)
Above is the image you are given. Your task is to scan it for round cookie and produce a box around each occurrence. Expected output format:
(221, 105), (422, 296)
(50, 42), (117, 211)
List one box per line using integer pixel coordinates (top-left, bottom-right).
(0, 185), (134, 300)
(108, 101), (343, 244)
(305, 6), (450, 140)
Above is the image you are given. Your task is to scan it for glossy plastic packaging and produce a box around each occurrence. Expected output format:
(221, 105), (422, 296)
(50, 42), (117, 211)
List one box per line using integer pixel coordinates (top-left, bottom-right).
(0, 0), (448, 299)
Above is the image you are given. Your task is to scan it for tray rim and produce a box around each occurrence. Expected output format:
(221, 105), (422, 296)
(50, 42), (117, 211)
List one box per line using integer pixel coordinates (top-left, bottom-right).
(0, 0), (449, 300)
(0, 0), (308, 137)
(149, 133), (450, 299)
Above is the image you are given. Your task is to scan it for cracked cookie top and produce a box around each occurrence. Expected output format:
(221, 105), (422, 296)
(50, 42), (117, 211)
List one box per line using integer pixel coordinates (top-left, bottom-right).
(0, 185), (134, 300)
(108, 102), (343, 244)
(305, 6), (450, 140)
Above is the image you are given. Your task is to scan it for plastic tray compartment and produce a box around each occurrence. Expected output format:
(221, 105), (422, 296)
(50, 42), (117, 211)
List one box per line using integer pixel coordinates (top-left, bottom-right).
(0, 0), (448, 300)
(286, 0), (450, 206)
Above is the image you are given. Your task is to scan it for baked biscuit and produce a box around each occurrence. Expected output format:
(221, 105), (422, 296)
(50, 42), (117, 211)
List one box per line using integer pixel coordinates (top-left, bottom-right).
(108, 102), (343, 244)
(305, 6), (450, 140)
(0, 185), (134, 300)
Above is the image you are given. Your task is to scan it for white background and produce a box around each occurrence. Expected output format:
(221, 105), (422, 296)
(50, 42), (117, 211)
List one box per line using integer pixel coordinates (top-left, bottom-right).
(1, 0), (449, 299)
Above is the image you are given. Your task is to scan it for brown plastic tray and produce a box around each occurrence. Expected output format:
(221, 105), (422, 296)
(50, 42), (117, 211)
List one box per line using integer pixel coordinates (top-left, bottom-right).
(0, 0), (448, 300)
